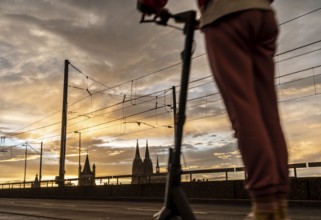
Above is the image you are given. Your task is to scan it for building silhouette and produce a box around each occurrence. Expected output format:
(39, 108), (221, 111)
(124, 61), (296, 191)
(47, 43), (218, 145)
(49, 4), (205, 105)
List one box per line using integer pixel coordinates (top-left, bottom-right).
(32, 174), (40, 188)
(78, 154), (96, 186)
(132, 140), (166, 184)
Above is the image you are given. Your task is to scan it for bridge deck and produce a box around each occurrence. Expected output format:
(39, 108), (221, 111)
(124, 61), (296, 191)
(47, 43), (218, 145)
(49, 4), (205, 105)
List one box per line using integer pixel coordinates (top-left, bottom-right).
(0, 198), (320, 220)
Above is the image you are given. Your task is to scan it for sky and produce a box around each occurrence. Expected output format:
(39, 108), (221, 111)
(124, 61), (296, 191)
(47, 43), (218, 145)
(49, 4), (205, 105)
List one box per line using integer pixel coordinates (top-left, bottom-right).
(0, 0), (321, 183)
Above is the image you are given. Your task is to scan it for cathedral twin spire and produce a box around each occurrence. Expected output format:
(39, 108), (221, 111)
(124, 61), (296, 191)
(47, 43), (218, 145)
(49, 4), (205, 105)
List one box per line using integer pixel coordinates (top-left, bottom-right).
(132, 140), (153, 183)
(134, 139), (150, 160)
(145, 140), (150, 159)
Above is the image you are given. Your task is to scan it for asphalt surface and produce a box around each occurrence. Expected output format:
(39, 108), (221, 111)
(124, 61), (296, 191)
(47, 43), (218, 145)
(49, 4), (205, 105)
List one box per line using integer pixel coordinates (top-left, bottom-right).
(0, 198), (320, 220)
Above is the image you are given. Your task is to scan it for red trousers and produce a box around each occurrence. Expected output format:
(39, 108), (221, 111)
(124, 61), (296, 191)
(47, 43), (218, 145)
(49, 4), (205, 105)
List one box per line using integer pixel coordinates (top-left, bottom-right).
(203, 10), (289, 198)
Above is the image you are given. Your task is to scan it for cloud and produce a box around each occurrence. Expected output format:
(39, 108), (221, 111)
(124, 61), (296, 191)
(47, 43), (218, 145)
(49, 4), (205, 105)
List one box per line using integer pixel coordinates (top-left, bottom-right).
(1, 0), (321, 182)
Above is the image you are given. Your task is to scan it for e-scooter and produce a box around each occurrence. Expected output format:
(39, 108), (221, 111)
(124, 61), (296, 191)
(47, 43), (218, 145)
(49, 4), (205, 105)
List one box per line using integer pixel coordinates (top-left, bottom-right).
(139, 9), (198, 220)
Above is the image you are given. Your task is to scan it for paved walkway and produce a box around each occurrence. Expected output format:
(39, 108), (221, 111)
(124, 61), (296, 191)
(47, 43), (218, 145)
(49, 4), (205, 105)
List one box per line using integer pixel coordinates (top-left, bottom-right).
(0, 198), (320, 219)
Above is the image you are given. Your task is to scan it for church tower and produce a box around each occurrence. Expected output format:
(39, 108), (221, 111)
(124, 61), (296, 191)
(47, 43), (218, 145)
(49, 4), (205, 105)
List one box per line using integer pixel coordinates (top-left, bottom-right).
(78, 154), (96, 186)
(32, 174), (40, 188)
(132, 140), (144, 184)
(143, 140), (153, 176)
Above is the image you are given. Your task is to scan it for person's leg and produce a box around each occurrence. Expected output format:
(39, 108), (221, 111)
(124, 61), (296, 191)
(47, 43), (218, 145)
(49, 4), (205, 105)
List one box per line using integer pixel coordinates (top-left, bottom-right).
(203, 9), (281, 218)
(252, 10), (289, 218)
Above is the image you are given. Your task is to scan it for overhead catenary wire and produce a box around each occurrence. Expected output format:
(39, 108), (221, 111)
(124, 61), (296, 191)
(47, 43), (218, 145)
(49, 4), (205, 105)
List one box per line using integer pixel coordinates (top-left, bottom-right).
(66, 7), (321, 98)
(278, 7), (321, 26)
(31, 103), (173, 142)
(30, 70), (321, 144)
(276, 39), (321, 57)
(42, 94), (166, 137)
(5, 16), (321, 139)
(73, 90), (321, 145)
(4, 110), (61, 137)
(68, 38), (321, 108)
(5, 88), (171, 138)
(277, 47), (321, 63)
(5, 80), (321, 159)
(58, 92), (223, 140)
(7, 37), (320, 140)
(6, 5), (321, 136)
(70, 61), (112, 90)
(5, 64), (321, 141)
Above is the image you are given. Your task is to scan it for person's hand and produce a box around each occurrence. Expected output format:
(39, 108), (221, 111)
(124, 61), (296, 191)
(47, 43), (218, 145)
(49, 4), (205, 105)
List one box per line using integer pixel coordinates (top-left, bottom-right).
(194, 19), (200, 30)
(137, 0), (170, 24)
(137, 0), (168, 15)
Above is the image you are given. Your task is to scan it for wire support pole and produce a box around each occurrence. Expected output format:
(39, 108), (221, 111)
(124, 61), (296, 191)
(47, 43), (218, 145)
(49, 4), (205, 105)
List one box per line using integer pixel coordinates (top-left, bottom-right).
(58, 59), (70, 187)
(172, 86), (177, 137)
(39, 142), (43, 183)
(79, 132), (81, 170)
(23, 144), (27, 188)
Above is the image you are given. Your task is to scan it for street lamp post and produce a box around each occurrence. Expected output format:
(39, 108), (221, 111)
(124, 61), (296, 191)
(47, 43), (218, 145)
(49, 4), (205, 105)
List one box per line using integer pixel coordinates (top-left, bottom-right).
(74, 131), (81, 171)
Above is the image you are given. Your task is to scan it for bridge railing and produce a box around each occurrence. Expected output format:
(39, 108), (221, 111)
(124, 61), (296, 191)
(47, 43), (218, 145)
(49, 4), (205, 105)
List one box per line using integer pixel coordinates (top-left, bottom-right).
(0, 161), (320, 189)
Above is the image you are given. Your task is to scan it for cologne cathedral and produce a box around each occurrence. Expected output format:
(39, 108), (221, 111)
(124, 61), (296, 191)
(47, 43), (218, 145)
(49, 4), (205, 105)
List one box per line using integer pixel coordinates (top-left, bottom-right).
(132, 140), (161, 184)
